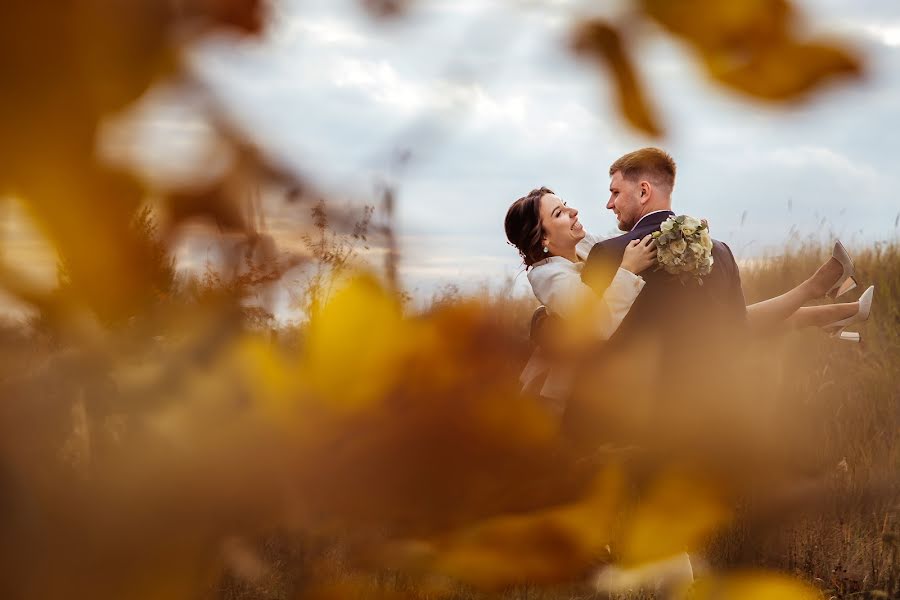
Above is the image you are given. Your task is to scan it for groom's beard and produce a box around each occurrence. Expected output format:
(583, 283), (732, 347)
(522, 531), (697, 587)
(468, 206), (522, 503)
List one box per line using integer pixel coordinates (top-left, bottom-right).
(617, 216), (634, 231)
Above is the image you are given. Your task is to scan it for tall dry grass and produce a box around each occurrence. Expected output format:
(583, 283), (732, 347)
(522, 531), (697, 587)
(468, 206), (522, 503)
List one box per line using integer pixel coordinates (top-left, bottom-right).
(718, 241), (900, 596)
(396, 240), (900, 599)
(2, 227), (896, 600)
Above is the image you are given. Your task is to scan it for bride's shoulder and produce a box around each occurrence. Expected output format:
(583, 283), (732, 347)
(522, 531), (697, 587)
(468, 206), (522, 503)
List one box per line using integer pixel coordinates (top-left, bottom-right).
(527, 258), (578, 285)
(527, 259), (579, 304)
(583, 231), (607, 245)
(527, 258), (553, 282)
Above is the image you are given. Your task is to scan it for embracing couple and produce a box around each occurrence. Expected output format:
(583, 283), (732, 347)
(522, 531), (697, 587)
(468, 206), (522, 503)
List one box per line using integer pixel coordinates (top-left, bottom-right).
(505, 148), (876, 411)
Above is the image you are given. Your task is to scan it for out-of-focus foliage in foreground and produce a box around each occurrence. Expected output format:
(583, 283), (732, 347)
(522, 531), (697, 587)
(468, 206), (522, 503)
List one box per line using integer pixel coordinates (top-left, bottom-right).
(571, 0), (863, 136)
(0, 1), (893, 600)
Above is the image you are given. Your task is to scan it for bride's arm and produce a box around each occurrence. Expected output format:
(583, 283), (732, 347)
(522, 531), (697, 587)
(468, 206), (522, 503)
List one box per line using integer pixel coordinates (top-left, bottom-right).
(534, 269), (641, 340)
(531, 239), (654, 340)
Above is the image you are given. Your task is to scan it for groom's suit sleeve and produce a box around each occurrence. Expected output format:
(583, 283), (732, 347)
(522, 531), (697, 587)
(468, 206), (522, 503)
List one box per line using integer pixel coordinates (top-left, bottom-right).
(582, 238), (627, 298)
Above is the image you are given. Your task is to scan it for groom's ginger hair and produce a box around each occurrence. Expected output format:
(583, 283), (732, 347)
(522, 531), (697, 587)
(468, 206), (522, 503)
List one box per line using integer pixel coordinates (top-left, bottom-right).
(609, 147), (676, 193)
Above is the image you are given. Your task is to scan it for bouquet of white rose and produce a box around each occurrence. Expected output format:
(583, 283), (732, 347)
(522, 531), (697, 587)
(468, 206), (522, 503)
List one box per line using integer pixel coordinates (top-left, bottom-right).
(651, 215), (715, 285)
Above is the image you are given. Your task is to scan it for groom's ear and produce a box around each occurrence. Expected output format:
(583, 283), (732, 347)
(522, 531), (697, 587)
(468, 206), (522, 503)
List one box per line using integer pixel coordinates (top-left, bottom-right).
(639, 181), (651, 203)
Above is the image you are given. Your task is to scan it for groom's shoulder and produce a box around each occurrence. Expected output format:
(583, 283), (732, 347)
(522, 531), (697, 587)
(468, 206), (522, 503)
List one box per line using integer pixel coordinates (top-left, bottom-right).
(710, 238), (742, 282)
(586, 226), (652, 266)
(712, 238), (737, 262)
(589, 230), (634, 254)
(584, 233), (628, 271)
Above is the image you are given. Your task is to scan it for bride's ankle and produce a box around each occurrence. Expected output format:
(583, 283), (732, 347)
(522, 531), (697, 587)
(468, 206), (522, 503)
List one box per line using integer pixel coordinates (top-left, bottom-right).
(841, 301), (860, 319)
(809, 256), (843, 298)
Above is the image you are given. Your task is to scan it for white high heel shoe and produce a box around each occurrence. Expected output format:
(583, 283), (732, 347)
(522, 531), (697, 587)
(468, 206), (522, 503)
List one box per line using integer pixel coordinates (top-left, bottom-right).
(827, 241), (858, 299)
(823, 285), (874, 343)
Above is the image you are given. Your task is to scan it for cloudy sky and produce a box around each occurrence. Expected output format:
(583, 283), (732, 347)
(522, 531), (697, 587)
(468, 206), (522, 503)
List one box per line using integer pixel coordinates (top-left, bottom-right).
(8, 0), (899, 319)
(180, 0), (899, 303)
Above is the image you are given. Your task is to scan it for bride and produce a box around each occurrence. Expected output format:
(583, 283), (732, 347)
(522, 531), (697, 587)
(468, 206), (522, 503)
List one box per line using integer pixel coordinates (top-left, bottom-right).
(504, 187), (874, 409)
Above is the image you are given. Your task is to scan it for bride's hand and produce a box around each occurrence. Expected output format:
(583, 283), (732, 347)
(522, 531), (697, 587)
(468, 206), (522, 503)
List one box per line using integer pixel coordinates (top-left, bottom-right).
(620, 234), (657, 274)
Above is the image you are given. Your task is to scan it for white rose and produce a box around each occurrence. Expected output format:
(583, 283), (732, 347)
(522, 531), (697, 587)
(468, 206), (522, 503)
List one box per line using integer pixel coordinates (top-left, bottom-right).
(660, 219), (675, 233)
(690, 242), (704, 256)
(670, 238), (687, 255)
(680, 217), (701, 236)
(699, 230), (713, 251)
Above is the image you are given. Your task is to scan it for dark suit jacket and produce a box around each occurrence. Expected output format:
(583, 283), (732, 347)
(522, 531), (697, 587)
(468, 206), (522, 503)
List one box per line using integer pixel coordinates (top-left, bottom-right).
(581, 211), (747, 351)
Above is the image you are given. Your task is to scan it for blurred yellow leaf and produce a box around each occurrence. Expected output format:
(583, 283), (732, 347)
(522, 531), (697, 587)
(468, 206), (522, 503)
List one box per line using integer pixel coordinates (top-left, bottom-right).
(641, 0), (861, 101)
(620, 470), (731, 566)
(686, 571), (822, 600)
(572, 21), (664, 137)
(301, 274), (412, 412)
(640, 0), (792, 50)
(237, 336), (305, 423)
(388, 466), (625, 589)
(705, 41), (862, 100)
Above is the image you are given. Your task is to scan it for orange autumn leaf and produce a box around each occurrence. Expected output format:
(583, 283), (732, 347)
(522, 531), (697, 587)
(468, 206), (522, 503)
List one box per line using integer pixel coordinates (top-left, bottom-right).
(301, 274), (413, 413)
(704, 41), (862, 100)
(385, 466), (626, 589)
(620, 470), (731, 566)
(641, 0), (862, 102)
(687, 571), (823, 600)
(572, 21), (664, 137)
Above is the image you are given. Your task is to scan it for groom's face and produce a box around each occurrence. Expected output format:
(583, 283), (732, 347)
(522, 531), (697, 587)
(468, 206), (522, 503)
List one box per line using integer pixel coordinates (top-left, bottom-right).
(607, 171), (642, 231)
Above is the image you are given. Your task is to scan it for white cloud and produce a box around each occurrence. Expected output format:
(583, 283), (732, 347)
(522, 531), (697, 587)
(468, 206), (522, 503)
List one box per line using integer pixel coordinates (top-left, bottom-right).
(862, 23), (900, 47)
(277, 17), (370, 48)
(767, 146), (878, 181)
(826, 20), (900, 48)
(330, 56), (534, 128)
(332, 57), (421, 111)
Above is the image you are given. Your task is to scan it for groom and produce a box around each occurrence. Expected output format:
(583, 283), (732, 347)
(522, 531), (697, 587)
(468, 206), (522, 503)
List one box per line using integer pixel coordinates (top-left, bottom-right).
(581, 148), (747, 350)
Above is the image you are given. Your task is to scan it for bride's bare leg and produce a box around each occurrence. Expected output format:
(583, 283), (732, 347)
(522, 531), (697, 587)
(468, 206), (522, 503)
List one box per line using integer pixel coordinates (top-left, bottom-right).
(747, 285), (816, 331)
(786, 302), (859, 330)
(746, 255), (846, 331)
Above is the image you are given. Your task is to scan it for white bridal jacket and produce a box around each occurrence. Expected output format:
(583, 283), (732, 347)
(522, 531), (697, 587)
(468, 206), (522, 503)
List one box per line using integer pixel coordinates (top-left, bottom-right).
(520, 232), (645, 410)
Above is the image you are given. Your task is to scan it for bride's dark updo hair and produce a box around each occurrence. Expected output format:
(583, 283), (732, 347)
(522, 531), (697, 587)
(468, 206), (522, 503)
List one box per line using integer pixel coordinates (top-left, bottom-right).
(504, 186), (554, 267)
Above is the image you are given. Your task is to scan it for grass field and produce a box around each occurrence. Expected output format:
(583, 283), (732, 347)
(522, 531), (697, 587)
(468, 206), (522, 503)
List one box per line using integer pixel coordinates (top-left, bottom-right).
(721, 241), (899, 596)
(414, 241), (900, 599)
(1, 241), (897, 600)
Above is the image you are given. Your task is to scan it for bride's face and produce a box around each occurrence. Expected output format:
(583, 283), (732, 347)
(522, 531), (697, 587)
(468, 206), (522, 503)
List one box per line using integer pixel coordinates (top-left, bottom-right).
(539, 193), (585, 255)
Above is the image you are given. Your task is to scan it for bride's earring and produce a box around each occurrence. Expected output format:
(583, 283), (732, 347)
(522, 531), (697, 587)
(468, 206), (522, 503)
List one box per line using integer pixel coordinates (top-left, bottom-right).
(543, 246), (549, 253)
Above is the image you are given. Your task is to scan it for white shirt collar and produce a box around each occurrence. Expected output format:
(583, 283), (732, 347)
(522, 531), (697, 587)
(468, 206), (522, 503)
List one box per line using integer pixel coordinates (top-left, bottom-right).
(631, 209), (674, 231)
